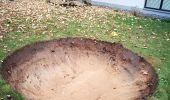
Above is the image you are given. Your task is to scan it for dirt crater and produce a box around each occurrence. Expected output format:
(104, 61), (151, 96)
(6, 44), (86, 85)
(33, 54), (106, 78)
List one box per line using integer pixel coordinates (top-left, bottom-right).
(1, 38), (157, 100)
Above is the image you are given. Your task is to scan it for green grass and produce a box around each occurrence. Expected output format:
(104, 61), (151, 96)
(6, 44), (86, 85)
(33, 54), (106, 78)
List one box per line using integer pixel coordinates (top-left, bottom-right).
(0, 12), (170, 100)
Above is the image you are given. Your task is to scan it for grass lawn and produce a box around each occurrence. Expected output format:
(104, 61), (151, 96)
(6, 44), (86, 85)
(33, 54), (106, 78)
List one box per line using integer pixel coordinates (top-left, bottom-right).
(0, 1), (170, 99)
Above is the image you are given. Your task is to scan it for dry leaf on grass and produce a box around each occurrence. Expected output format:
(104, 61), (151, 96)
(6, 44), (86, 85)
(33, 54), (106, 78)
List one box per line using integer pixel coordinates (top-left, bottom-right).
(110, 31), (118, 37)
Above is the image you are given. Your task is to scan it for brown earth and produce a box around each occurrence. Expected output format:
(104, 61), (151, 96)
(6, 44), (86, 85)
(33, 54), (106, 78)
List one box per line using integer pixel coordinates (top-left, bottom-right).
(1, 38), (157, 100)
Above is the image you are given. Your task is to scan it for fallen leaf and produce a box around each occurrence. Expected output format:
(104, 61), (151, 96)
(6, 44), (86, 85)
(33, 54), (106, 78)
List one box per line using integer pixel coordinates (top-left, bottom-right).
(143, 45), (147, 49)
(152, 36), (156, 39)
(110, 31), (118, 37)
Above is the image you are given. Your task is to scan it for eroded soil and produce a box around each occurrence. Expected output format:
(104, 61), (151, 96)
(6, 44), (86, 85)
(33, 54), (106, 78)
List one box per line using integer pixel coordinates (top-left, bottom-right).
(1, 38), (157, 100)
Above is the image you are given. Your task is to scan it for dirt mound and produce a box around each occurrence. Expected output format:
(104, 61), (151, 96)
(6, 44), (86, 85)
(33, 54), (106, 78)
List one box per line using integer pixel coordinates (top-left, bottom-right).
(1, 38), (157, 100)
(47, 0), (90, 7)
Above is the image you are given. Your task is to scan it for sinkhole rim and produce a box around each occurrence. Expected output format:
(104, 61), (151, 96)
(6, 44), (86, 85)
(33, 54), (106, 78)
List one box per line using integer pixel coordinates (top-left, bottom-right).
(0, 37), (158, 100)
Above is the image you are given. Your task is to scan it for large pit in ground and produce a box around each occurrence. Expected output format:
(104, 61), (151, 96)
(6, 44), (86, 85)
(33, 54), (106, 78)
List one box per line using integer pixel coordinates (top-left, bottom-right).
(1, 38), (157, 100)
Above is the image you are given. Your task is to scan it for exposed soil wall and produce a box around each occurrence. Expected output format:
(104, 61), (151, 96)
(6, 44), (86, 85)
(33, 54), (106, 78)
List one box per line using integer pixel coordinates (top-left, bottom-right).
(1, 38), (157, 100)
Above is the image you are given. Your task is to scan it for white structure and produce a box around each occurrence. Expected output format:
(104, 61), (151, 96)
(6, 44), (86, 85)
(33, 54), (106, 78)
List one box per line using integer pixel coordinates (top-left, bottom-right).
(91, 0), (170, 18)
